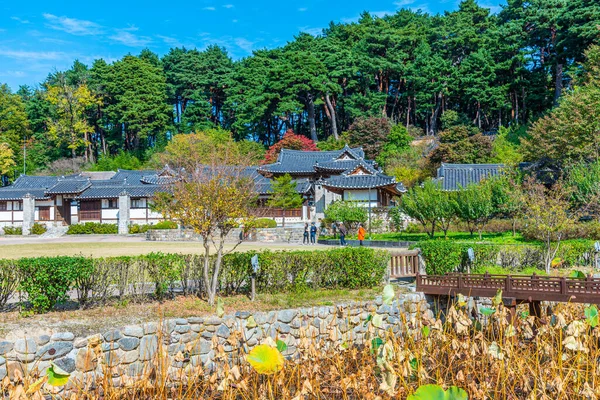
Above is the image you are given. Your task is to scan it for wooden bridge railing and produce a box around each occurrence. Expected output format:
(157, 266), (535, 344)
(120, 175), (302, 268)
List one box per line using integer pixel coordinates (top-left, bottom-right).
(417, 272), (600, 304)
(389, 250), (420, 278)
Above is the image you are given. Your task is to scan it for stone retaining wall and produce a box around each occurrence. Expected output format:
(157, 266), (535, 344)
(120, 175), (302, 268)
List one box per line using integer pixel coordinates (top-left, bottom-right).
(146, 227), (307, 243)
(0, 293), (435, 395)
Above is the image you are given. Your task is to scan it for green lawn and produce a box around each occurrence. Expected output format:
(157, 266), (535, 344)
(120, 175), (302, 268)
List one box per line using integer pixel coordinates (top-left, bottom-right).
(325, 231), (530, 244)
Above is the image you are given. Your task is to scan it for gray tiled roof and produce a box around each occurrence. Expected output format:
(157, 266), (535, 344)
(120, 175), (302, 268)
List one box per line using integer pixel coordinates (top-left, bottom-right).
(140, 175), (180, 185)
(255, 178), (312, 195)
(322, 174), (399, 190)
(76, 185), (162, 200)
(112, 169), (158, 182)
(0, 188), (49, 201)
(46, 179), (91, 194)
(10, 175), (59, 189)
(258, 146), (365, 175)
(436, 163), (505, 191)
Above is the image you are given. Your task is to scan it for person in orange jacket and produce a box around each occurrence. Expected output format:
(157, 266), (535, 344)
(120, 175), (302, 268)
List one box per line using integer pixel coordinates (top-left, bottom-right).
(357, 223), (366, 246)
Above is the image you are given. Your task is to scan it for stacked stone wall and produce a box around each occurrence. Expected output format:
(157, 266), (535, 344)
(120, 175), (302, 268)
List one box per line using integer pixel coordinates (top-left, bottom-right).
(0, 294), (436, 395)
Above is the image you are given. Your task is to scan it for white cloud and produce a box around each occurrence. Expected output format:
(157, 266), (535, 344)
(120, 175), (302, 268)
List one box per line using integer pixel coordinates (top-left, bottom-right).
(11, 16), (30, 24)
(0, 70), (26, 77)
(0, 49), (66, 60)
(223, 4), (234, 8)
(109, 29), (152, 47)
(234, 38), (255, 53)
(156, 35), (182, 47)
(298, 7), (308, 12)
(43, 13), (103, 36)
(300, 26), (323, 36)
(203, 7), (216, 11)
(39, 37), (72, 45)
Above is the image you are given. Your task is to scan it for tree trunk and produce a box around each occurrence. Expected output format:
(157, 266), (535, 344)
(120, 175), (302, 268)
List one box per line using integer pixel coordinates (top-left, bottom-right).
(202, 240), (213, 304)
(430, 92), (442, 135)
(209, 233), (225, 307)
(306, 94), (318, 142)
(324, 93), (339, 140)
(554, 63), (564, 106)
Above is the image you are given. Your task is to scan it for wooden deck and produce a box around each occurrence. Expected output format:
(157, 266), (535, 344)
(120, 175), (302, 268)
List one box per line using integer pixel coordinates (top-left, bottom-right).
(417, 272), (600, 304)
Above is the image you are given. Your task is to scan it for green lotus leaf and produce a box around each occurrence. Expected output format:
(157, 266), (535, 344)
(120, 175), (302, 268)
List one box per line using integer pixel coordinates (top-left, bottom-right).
(585, 305), (598, 328)
(408, 384), (468, 400)
(382, 284), (395, 306)
(46, 363), (70, 387)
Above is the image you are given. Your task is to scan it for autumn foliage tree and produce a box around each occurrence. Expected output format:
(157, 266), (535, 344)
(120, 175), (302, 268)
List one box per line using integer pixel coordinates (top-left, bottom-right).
(262, 130), (318, 164)
(153, 147), (256, 306)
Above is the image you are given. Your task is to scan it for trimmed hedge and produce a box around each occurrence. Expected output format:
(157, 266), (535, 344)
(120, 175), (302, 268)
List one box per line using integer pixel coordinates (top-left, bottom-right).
(67, 222), (118, 235)
(414, 240), (595, 275)
(4, 247), (388, 313)
(249, 218), (278, 229)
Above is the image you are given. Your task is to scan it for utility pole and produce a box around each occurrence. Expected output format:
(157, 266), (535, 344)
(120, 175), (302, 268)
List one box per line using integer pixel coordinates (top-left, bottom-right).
(23, 135), (26, 175)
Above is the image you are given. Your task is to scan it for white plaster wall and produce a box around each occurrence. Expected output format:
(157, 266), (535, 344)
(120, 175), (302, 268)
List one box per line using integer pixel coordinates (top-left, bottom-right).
(0, 211), (13, 223)
(102, 209), (119, 220)
(130, 209), (147, 219)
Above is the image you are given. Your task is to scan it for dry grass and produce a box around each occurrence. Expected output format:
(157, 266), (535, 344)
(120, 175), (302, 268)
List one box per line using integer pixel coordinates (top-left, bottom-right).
(0, 288), (383, 340)
(0, 241), (328, 259)
(6, 300), (600, 399)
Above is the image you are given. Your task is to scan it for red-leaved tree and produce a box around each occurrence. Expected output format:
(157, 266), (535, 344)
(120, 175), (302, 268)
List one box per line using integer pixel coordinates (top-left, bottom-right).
(262, 130), (319, 164)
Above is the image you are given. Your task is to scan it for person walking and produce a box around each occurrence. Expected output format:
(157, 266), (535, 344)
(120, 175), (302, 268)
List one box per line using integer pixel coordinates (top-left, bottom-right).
(338, 222), (347, 246)
(303, 222), (309, 245)
(357, 223), (366, 246)
(331, 221), (337, 238)
(310, 222), (317, 244)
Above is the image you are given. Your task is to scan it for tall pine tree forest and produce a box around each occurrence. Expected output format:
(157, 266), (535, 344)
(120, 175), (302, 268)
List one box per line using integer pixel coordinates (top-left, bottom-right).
(1, 0), (599, 180)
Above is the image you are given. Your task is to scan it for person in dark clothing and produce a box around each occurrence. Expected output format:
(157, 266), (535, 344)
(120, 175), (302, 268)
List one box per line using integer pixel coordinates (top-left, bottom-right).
(310, 222), (317, 244)
(303, 223), (309, 245)
(331, 222), (337, 238)
(338, 222), (347, 246)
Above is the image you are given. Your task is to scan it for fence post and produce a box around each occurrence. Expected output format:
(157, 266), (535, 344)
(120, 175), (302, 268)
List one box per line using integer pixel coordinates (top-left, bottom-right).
(505, 275), (511, 295)
(560, 277), (567, 296)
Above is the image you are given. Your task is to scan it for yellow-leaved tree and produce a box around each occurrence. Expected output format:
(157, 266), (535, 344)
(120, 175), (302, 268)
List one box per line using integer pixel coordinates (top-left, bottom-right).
(45, 73), (100, 163)
(153, 143), (256, 305)
(0, 143), (16, 176)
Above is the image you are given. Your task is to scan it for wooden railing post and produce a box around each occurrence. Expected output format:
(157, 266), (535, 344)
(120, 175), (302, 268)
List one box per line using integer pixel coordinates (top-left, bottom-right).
(560, 277), (567, 296)
(506, 275), (511, 296)
(457, 274), (463, 290)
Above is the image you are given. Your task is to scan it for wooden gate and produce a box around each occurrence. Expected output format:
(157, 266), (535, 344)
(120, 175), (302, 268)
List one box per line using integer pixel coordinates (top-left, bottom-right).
(389, 250), (420, 279)
(80, 200), (101, 221)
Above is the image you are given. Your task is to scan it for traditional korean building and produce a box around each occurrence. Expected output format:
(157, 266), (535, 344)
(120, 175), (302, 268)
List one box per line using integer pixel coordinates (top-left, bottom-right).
(434, 163), (505, 191)
(0, 145), (405, 231)
(257, 145), (405, 220)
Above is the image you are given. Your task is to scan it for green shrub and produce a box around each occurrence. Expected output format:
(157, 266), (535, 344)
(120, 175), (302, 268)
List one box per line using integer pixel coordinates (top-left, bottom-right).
(130, 221), (178, 233)
(13, 248), (389, 313)
(141, 252), (181, 300)
(67, 222), (118, 235)
(248, 218), (277, 229)
(128, 224), (150, 234)
(17, 256), (93, 313)
(415, 241), (466, 274)
(3, 226), (22, 235)
(31, 223), (47, 235)
(153, 220), (178, 229)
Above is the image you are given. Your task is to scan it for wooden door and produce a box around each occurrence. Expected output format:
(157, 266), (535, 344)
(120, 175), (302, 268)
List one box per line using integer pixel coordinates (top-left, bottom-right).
(39, 206), (50, 221)
(79, 200), (100, 221)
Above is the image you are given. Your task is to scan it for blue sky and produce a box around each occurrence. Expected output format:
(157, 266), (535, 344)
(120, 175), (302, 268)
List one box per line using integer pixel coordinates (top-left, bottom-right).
(0, 0), (503, 91)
